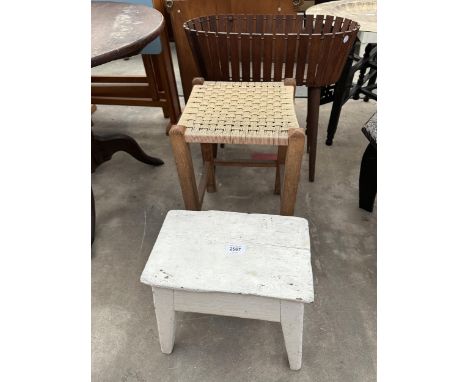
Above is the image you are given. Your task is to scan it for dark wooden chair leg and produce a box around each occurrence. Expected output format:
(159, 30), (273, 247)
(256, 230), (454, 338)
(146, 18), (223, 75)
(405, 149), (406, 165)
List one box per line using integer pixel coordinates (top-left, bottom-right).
(359, 143), (377, 212)
(92, 132), (164, 172)
(307, 87), (321, 182)
(326, 54), (354, 146)
(353, 43), (373, 100)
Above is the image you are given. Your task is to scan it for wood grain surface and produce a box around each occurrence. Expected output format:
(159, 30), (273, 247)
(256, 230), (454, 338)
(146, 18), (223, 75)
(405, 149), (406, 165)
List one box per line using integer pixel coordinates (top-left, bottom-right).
(91, 1), (164, 67)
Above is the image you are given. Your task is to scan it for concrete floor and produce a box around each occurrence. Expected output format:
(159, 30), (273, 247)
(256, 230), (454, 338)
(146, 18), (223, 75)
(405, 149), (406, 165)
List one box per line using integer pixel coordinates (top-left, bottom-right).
(92, 53), (377, 382)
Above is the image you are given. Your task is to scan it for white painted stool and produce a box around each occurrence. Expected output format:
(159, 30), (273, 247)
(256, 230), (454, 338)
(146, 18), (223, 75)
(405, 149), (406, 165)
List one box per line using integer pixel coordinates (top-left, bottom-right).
(140, 210), (314, 370)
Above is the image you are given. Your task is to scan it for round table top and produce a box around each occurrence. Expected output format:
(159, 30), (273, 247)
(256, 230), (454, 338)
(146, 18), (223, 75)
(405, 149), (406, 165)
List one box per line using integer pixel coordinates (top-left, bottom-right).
(306, 0), (376, 34)
(91, 1), (164, 68)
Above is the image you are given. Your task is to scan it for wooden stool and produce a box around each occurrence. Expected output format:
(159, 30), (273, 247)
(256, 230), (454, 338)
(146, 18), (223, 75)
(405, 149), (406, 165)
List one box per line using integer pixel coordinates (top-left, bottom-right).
(140, 210), (314, 370)
(169, 79), (305, 216)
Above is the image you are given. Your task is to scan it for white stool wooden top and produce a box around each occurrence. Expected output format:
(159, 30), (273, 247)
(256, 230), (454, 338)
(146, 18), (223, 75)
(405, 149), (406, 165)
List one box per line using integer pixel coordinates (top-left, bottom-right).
(141, 210), (314, 303)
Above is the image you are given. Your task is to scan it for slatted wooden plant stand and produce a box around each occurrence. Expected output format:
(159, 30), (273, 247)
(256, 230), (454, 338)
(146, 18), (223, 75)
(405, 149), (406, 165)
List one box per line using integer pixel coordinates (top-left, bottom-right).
(140, 210), (314, 370)
(184, 14), (359, 181)
(169, 78), (304, 216)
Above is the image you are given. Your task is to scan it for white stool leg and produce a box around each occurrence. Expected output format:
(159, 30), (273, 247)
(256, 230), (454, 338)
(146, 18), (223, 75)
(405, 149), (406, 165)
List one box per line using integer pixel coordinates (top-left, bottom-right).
(280, 300), (304, 370)
(152, 287), (175, 354)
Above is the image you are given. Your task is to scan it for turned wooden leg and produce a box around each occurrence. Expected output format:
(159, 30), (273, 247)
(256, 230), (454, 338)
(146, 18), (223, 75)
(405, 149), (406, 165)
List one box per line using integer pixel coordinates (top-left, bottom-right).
(152, 288), (176, 354)
(307, 87), (321, 182)
(200, 143), (216, 193)
(169, 125), (200, 210)
(280, 128), (305, 216)
(281, 300), (304, 370)
(275, 146), (287, 195)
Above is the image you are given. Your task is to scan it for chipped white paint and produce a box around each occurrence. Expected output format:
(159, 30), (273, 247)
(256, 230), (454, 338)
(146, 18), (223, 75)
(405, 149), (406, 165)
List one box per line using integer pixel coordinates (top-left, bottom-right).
(141, 210), (314, 303)
(174, 290), (281, 322)
(281, 300), (304, 370)
(141, 210), (314, 370)
(152, 287), (175, 354)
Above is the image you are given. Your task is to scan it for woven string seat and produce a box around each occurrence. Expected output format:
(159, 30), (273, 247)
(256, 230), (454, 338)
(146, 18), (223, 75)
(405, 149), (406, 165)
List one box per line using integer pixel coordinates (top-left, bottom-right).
(179, 82), (299, 145)
(169, 78), (305, 216)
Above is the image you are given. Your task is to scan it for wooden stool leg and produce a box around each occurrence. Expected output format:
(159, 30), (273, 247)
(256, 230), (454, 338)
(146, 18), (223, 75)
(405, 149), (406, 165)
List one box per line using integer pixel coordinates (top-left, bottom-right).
(152, 288), (176, 354)
(275, 146), (287, 195)
(307, 87), (321, 182)
(169, 125), (200, 210)
(281, 300), (304, 370)
(281, 129), (305, 216)
(200, 143), (216, 193)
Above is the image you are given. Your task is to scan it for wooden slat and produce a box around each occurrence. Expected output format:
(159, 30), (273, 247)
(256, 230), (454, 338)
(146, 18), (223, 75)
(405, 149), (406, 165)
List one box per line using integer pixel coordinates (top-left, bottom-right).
(226, 15), (234, 33)
(229, 34), (241, 81)
(274, 15), (285, 34)
(295, 15), (304, 33)
(262, 34), (273, 81)
(264, 15), (273, 34)
(313, 31), (334, 86)
(255, 15), (264, 33)
(305, 34), (322, 86)
(241, 33), (251, 80)
(285, 15), (295, 34)
(252, 33), (262, 81)
(330, 30), (358, 83)
(246, 14), (254, 33)
(91, 96), (161, 107)
(341, 18), (351, 32)
(305, 14), (315, 33)
(273, 35), (285, 81)
(207, 32), (222, 80)
(323, 15), (334, 33)
(208, 15), (217, 31)
(231, 15), (241, 33)
(92, 84), (151, 98)
(196, 31), (213, 78)
(91, 75), (147, 83)
(332, 17), (343, 34)
(313, 15), (324, 34)
(213, 159), (277, 167)
(294, 34), (310, 85)
(217, 33), (230, 80)
(284, 33), (297, 78)
(186, 29), (205, 78)
(322, 34), (344, 85)
(217, 15), (226, 33)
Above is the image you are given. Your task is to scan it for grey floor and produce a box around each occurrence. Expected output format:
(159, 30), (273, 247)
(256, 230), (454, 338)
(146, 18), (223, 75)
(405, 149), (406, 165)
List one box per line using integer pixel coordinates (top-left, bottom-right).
(92, 51), (377, 382)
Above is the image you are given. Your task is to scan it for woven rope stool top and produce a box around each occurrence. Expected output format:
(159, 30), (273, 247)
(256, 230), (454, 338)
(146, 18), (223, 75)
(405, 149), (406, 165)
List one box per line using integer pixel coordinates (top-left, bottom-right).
(178, 81), (300, 146)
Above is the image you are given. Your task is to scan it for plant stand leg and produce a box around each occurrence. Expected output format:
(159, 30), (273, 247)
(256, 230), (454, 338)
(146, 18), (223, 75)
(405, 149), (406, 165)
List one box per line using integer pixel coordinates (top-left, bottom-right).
(152, 288), (176, 354)
(307, 87), (321, 182)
